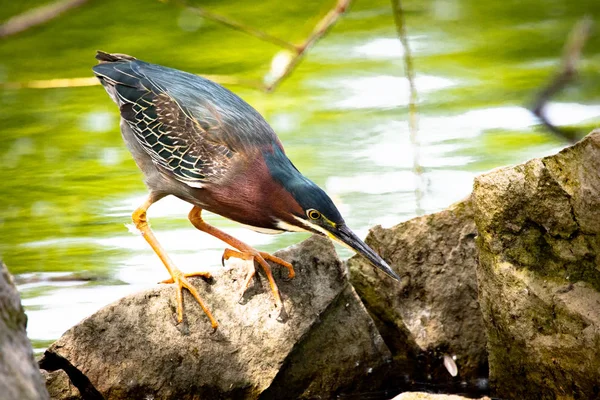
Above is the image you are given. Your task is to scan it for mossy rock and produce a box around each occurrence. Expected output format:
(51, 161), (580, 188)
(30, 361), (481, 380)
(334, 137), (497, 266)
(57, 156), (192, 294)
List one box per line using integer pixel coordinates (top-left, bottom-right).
(473, 129), (600, 399)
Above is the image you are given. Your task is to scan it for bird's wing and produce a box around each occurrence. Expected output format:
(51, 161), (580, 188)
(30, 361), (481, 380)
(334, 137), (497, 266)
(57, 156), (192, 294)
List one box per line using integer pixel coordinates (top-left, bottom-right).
(93, 55), (278, 187)
(119, 87), (234, 187)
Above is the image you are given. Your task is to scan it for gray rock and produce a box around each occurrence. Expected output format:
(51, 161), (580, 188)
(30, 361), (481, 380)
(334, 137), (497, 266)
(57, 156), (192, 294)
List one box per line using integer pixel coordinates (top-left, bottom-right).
(0, 261), (49, 400)
(41, 369), (82, 400)
(472, 129), (600, 399)
(40, 235), (393, 400)
(348, 198), (487, 382)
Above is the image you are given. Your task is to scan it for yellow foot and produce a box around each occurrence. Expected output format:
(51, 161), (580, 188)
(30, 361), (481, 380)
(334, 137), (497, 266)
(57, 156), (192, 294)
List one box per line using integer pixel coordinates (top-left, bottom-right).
(159, 269), (218, 330)
(221, 248), (293, 317)
(222, 248), (295, 279)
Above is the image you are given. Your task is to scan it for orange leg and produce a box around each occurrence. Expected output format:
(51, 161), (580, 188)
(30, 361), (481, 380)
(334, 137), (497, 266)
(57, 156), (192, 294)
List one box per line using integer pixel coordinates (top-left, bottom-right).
(188, 206), (294, 312)
(133, 196), (218, 329)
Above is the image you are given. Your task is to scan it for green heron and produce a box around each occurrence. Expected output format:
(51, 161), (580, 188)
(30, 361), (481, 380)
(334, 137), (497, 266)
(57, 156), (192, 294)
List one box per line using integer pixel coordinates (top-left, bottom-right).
(93, 51), (399, 329)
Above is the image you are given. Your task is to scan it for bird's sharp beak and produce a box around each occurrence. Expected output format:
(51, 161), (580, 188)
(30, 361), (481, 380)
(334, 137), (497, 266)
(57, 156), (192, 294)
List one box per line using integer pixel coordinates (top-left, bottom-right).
(332, 225), (400, 281)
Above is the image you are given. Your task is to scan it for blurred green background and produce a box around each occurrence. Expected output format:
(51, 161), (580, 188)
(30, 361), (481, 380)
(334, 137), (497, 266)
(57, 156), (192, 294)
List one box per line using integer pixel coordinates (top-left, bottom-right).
(0, 0), (599, 351)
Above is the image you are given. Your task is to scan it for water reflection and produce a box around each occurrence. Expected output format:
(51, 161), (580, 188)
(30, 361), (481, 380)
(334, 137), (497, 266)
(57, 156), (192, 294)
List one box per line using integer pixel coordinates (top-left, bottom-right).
(321, 74), (455, 109)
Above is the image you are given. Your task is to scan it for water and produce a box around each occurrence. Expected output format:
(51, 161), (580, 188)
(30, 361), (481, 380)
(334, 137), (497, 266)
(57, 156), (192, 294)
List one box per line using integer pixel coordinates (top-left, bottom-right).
(0, 0), (599, 354)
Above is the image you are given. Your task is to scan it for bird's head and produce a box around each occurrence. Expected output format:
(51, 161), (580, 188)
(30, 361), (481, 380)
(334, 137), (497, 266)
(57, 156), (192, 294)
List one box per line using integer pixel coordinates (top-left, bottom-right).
(274, 171), (400, 281)
(264, 146), (399, 281)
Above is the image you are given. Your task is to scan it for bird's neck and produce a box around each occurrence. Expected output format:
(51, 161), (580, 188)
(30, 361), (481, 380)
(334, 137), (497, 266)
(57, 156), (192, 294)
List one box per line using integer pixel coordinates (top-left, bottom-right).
(263, 146), (312, 202)
(199, 146), (304, 231)
(262, 145), (343, 232)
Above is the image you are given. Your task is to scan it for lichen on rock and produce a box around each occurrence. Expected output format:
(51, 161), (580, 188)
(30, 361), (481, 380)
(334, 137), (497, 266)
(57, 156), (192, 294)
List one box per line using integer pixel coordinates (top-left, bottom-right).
(473, 129), (600, 399)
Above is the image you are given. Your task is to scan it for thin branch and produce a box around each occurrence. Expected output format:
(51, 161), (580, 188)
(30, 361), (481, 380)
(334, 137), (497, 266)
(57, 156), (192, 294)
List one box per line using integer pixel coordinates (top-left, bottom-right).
(175, 0), (299, 52)
(530, 17), (593, 143)
(174, 0), (351, 92)
(391, 0), (423, 216)
(264, 0), (351, 92)
(1, 77), (98, 89)
(0, 0), (89, 39)
(1, 0), (350, 93)
(0, 74), (263, 90)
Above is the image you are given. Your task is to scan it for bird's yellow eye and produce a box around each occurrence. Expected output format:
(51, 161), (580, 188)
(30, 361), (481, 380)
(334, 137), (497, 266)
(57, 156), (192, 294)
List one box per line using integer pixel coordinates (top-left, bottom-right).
(307, 209), (321, 220)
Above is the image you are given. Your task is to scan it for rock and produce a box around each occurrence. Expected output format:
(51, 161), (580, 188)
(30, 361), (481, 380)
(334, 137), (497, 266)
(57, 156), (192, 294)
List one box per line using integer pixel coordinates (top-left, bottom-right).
(39, 235), (393, 400)
(348, 198), (488, 383)
(472, 129), (600, 399)
(391, 392), (490, 400)
(0, 261), (49, 400)
(41, 369), (82, 400)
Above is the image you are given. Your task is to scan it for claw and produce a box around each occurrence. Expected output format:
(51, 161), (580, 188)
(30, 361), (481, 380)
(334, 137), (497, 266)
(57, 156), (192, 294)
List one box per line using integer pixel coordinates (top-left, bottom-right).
(277, 305), (289, 323)
(260, 252), (295, 280)
(188, 207), (294, 322)
(237, 262), (258, 303)
(160, 269), (218, 329)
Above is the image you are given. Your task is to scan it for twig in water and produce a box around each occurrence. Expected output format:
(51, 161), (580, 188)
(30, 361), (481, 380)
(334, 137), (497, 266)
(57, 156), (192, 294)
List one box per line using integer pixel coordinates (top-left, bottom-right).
(263, 0), (351, 92)
(176, 0), (351, 92)
(0, 0), (89, 39)
(530, 17), (593, 143)
(174, 0), (298, 52)
(390, 0), (423, 216)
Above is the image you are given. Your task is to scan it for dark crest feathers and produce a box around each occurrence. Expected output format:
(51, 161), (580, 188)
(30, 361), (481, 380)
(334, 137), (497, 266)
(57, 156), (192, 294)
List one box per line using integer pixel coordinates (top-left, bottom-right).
(95, 51), (137, 63)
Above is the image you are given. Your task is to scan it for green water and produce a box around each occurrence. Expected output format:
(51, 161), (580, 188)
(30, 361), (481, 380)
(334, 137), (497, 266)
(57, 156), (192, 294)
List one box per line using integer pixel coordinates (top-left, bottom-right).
(1, 0), (599, 353)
